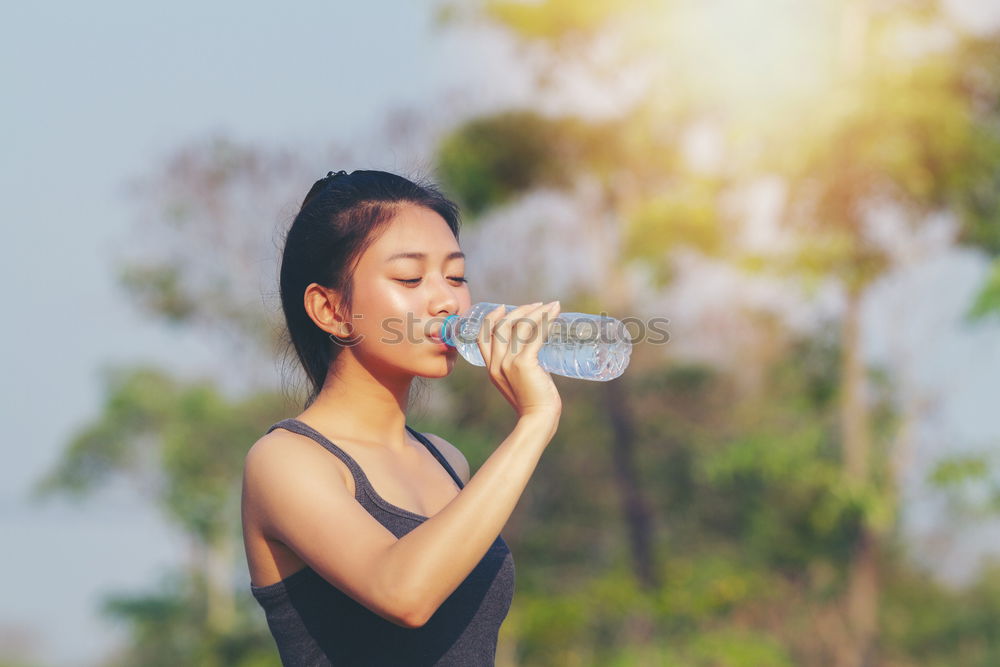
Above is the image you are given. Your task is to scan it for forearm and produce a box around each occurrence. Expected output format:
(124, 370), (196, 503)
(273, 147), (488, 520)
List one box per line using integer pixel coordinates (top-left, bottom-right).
(381, 413), (557, 623)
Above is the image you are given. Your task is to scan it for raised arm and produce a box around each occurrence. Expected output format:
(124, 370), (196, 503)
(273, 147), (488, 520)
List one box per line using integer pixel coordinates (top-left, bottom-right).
(243, 412), (557, 627)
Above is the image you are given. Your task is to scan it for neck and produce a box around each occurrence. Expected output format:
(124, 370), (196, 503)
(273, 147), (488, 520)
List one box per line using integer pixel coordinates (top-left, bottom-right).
(298, 350), (414, 451)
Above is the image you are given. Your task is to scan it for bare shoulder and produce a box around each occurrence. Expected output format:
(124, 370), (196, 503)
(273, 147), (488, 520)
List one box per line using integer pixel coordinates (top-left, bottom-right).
(419, 432), (471, 486)
(244, 428), (352, 496)
(241, 428), (417, 627)
(246, 426), (321, 467)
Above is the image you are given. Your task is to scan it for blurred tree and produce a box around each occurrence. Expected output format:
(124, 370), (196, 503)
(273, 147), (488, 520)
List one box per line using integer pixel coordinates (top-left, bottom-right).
(438, 108), (677, 601)
(114, 136), (346, 391)
(437, 0), (1000, 664)
(29, 136), (330, 663)
(31, 365), (287, 665)
(763, 7), (1000, 664)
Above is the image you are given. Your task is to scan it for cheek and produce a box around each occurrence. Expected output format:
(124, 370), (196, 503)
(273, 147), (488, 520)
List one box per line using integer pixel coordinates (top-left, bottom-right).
(351, 283), (406, 325)
(350, 286), (426, 345)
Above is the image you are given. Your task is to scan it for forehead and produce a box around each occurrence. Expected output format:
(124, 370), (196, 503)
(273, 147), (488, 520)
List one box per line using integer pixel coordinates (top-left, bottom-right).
(365, 204), (462, 264)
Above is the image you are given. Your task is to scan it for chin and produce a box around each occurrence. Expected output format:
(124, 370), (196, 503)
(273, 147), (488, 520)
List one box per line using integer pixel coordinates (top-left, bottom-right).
(418, 354), (457, 379)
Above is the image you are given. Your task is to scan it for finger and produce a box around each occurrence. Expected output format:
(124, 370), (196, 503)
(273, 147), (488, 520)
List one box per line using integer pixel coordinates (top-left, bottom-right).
(508, 302), (551, 357)
(492, 302), (541, 337)
(477, 305), (507, 366)
(492, 303), (542, 367)
(517, 301), (559, 360)
(483, 306), (521, 402)
(491, 310), (511, 371)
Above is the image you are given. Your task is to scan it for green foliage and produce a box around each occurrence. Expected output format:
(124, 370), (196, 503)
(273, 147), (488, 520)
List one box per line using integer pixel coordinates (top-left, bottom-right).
(436, 111), (575, 217)
(676, 628), (794, 667)
(623, 183), (723, 287)
(655, 551), (773, 621)
(505, 557), (791, 665)
(31, 366), (289, 664)
(692, 336), (869, 569)
(99, 569), (279, 667)
(929, 454), (990, 487)
(882, 561), (1000, 666)
(119, 135), (308, 354)
(436, 108), (688, 220)
(118, 264), (198, 324)
(485, 0), (635, 49)
(951, 34), (1000, 256)
(967, 257), (1000, 321)
(463, 326), (949, 664)
(928, 449), (1000, 519)
(31, 367), (177, 498)
(32, 365), (288, 544)
(701, 423), (861, 567)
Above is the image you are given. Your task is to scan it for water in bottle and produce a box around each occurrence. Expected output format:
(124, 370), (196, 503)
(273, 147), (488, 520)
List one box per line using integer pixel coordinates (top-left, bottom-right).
(440, 302), (632, 381)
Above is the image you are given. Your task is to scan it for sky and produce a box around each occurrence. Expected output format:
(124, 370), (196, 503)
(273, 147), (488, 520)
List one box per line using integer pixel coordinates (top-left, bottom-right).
(1, 1), (1000, 665)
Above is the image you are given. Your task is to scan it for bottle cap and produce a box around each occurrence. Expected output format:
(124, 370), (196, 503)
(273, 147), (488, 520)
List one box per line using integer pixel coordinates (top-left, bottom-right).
(441, 314), (458, 346)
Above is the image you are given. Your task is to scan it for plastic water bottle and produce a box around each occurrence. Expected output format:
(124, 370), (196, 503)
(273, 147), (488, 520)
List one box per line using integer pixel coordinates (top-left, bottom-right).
(441, 302), (632, 381)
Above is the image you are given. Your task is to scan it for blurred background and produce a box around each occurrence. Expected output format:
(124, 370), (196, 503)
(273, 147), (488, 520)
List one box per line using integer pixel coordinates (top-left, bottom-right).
(3, 0), (1000, 665)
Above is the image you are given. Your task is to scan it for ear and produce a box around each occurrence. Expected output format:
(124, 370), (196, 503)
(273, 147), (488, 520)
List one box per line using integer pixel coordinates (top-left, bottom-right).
(303, 283), (351, 337)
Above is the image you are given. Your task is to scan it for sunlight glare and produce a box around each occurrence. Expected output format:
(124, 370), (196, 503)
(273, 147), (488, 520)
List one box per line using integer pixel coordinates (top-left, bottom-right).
(665, 0), (837, 126)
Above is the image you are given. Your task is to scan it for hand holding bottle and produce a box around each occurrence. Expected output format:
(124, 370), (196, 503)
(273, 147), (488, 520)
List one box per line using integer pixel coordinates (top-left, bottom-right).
(443, 302), (632, 381)
(476, 301), (563, 420)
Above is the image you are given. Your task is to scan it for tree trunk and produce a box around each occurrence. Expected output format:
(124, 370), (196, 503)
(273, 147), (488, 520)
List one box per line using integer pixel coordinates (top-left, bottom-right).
(604, 375), (659, 591)
(591, 182), (659, 647)
(204, 534), (237, 634)
(845, 525), (880, 667)
(593, 183), (658, 592)
(839, 289), (879, 667)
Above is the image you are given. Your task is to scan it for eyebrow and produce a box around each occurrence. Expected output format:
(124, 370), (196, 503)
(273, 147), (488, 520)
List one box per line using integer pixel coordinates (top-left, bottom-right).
(384, 251), (466, 262)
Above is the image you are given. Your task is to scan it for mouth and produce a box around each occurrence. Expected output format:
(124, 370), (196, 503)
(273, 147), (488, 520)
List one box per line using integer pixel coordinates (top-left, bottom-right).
(428, 331), (453, 349)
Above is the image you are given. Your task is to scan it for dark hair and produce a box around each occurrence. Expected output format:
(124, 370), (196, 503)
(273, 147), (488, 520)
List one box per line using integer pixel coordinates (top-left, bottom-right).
(278, 170), (461, 408)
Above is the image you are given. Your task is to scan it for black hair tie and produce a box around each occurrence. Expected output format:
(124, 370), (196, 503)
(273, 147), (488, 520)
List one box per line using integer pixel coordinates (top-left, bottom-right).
(327, 170), (348, 179)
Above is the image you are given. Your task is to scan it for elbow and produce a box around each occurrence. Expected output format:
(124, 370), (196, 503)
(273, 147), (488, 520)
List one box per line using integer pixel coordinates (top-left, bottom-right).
(399, 609), (429, 629)
(379, 563), (441, 628)
(382, 582), (434, 629)
(378, 601), (425, 629)
(398, 598), (436, 629)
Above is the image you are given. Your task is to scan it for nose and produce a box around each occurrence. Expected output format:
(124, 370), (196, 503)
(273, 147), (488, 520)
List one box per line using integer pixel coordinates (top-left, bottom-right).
(428, 273), (461, 318)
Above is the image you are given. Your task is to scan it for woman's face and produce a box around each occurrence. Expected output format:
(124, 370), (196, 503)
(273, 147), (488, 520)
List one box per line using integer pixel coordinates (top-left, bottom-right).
(340, 203), (472, 379)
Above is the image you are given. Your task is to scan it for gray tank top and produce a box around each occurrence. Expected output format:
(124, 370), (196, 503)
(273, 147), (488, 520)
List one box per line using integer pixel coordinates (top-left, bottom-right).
(250, 418), (516, 666)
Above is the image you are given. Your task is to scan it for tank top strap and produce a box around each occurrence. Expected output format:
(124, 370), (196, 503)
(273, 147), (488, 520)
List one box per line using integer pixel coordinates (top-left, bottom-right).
(266, 418), (372, 500)
(265, 419), (466, 494)
(405, 425), (466, 489)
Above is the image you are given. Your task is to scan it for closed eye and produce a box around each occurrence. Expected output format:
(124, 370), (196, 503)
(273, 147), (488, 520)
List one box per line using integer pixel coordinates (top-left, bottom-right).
(397, 277), (468, 286)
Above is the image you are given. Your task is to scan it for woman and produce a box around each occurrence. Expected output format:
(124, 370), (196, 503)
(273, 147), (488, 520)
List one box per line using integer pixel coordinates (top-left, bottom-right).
(242, 169), (562, 666)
